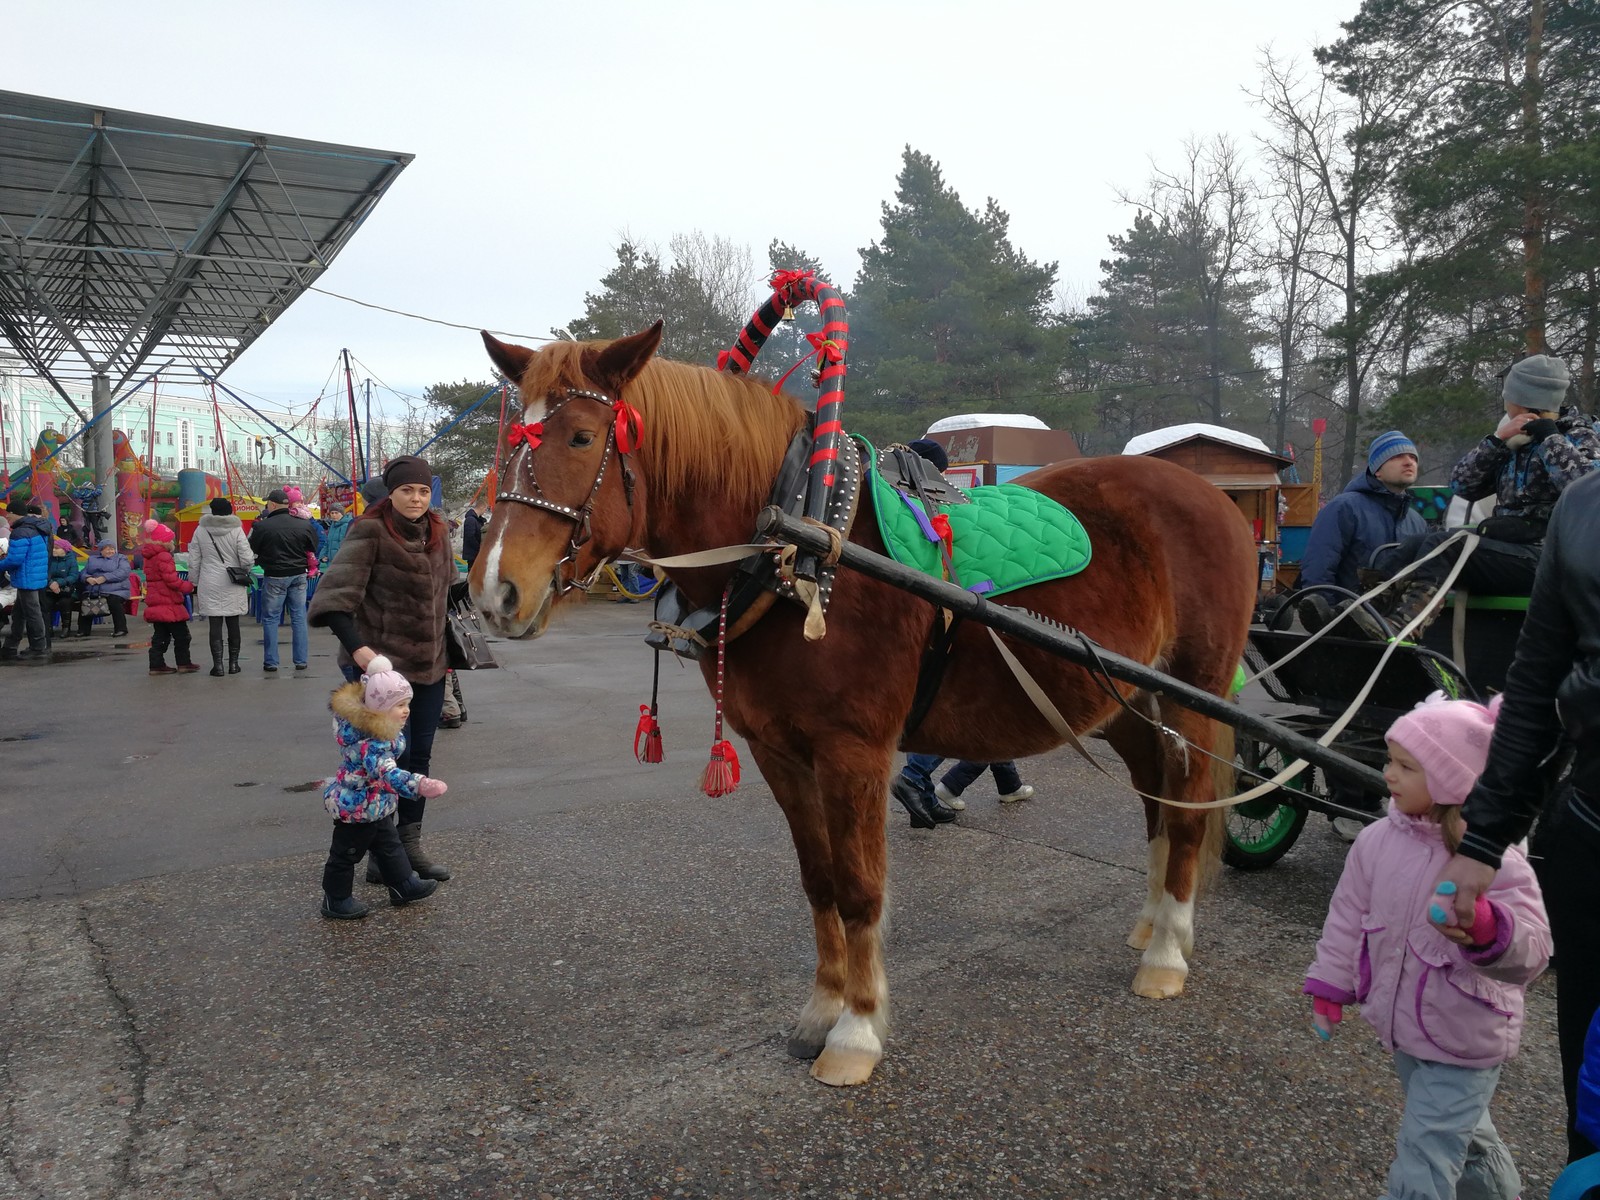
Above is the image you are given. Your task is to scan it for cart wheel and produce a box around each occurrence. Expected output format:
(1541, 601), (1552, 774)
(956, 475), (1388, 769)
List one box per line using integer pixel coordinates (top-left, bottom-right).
(1223, 737), (1309, 871)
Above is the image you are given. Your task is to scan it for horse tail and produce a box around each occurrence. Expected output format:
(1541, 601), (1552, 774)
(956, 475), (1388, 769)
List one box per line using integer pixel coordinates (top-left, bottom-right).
(1197, 716), (1234, 892)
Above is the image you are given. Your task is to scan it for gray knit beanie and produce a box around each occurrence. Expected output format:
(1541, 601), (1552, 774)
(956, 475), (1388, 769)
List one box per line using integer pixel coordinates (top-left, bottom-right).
(1502, 354), (1569, 413)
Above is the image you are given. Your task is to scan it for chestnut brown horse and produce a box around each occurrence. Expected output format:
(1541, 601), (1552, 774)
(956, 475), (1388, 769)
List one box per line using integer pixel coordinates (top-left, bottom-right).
(473, 323), (1258, 1087)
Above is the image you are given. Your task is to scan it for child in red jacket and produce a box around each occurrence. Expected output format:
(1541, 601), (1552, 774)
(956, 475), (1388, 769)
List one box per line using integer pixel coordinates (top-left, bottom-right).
(139, 520), (196, 675)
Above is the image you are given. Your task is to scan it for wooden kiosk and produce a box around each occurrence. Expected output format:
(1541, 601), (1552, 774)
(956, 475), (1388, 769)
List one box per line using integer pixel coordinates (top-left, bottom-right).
(1122, 423), (1298, 591)
(920, 413), (1083, 487)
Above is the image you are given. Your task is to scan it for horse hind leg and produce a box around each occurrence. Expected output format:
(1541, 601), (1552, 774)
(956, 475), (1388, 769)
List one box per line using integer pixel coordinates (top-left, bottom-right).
(1104, 705), (1168, 956)
(746, 743), (847, 1062)
(1135, 703), (1229, 999)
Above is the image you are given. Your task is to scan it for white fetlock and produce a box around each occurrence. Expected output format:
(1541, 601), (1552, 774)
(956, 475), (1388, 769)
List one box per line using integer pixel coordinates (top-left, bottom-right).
(810, 1011), (883, 1087)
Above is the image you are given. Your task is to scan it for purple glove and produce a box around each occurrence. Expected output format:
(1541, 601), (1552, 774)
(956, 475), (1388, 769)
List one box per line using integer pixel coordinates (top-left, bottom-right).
(1312, 995), (1343, 1041)
(417, 776), (448, 798)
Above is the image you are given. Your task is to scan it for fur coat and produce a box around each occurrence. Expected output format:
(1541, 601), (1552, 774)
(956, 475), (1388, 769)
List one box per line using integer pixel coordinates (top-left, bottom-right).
(307, 505), (451, 684)
(324, 681), (426, 823)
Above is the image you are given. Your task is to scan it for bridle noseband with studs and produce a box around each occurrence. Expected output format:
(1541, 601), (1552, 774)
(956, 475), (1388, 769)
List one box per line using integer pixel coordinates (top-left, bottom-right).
(495, 386), (640, 597)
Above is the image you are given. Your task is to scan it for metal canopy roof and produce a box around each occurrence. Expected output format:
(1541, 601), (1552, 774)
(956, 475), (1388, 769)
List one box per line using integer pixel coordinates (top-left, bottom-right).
(0, 90), (412, 408)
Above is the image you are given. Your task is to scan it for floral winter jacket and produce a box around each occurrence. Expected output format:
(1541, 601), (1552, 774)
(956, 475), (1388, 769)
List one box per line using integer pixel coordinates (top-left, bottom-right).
(138, 540), (192, 624)
(1304, 805), (1550, 1069)
(323, 680), (427, 823)
(1450, 408), (1600, 523)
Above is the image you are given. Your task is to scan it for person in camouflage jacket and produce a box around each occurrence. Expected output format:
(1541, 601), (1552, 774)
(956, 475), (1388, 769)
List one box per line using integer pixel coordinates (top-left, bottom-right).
(1370, 355), (1599, 633)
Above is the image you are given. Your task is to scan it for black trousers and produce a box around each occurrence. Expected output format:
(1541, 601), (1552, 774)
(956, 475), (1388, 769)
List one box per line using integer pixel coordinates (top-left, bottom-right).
(322, 814), (414, 899)
(42, 589), (79, 638)
(3, 589), (47, 651)
(148, 620), (193, 668)
(1541, 786), (1600, 1162)
(207, 615), (241, 663)
(79, 595), (128, 636)
(1380, 531), (1540, 596)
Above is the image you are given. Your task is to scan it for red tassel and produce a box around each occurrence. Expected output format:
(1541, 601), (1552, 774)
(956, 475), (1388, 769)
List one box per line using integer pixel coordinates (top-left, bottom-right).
(633, 704), (664, 763)
(701, 740), (741, 797)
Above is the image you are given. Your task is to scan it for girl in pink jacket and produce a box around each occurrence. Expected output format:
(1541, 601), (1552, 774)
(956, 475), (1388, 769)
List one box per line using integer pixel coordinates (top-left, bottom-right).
(1304, 693), (1550, 1200)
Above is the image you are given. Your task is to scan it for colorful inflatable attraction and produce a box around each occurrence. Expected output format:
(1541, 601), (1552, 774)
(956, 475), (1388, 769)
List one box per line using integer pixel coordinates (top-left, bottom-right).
(1, 427), (228, 550)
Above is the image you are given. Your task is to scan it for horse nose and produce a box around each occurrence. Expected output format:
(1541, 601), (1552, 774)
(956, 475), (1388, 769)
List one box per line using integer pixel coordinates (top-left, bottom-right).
(495, 578), (519, 618)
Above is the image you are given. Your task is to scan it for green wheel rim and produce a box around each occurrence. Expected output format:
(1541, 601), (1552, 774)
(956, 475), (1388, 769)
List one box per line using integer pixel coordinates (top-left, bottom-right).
(1227, 800), (1302, 854)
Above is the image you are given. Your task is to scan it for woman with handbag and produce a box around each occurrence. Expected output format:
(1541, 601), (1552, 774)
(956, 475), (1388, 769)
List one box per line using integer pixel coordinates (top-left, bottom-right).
(188, 497), (255, 676)
(308, 456), (455, 883)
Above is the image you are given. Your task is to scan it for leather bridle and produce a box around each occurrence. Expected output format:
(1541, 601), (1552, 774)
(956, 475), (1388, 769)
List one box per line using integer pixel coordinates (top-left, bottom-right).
(494, 386), (638, 596)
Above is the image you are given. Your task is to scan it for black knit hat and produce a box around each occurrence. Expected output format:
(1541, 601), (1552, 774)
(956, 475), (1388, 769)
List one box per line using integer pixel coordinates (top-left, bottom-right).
(382, 455), (433, 491)
(907, 439), (949, 472)
(209, 497), (234, 516)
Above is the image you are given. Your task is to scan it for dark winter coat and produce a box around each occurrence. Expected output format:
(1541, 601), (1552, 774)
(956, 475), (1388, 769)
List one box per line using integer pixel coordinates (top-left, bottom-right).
(324, 681), (426, 823)
(47, 547), (80, 590)
(322, 513), (353, 565)
(81, 546), (132, 599)
(1461, 470), (1600, 865)
(1451, 408), (1600, 523)
(0, 515), (55, 590)
(1298, 473), (1427, 592)
(248, 506), (320, 577)
(139, 540), (192, 624)
(462, 509), (484, 565)
(307, 504), (451, 684)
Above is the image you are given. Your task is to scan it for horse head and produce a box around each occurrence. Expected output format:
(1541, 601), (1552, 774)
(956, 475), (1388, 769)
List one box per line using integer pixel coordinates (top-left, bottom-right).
(472, 322), (662, 637)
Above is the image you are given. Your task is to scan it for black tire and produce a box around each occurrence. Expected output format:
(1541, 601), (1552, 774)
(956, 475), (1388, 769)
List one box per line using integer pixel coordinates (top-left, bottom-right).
(1223, 737), (1310, 871)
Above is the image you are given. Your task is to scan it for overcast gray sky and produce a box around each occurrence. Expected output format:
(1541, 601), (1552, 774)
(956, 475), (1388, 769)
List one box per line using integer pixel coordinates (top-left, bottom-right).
(12, 0), (1358, 422)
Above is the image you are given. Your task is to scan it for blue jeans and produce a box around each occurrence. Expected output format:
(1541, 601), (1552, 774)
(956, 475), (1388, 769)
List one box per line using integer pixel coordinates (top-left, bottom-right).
(940, 760), (1023, 797)
(259, 574), (308, 668)
(901, 753), (944, 796)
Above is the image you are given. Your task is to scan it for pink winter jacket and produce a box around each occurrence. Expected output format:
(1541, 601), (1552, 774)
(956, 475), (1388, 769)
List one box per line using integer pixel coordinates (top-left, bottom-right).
(1304, 804), (1550, 1069)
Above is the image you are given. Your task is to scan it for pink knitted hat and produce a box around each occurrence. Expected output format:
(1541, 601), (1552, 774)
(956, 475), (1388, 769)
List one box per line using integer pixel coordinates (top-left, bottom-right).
(140, 519), (174, 544)
(360, 655), (413, 712)
(1385, 692), (1502, 806)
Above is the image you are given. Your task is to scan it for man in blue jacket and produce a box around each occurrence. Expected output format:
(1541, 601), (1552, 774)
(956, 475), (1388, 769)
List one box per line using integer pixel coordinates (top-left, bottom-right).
(1297, 430), (1425, 629)
(0, 502), (57, 661)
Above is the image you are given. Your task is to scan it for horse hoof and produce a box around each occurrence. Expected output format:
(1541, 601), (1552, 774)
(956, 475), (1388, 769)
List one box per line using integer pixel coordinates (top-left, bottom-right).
(786, 1033), (825, 1061)
(1132, 965), (1187, 999)
(810, 1045), (880, 1087)
(1126, 920), (1153, 950)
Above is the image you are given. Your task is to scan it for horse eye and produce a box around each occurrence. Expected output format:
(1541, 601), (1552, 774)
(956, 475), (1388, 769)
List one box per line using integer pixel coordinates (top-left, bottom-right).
(570, 430), (595, 448)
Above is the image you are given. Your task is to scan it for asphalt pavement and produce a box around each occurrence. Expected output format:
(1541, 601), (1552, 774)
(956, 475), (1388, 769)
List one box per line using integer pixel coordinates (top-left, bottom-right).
(0, 599), (1567, 1198)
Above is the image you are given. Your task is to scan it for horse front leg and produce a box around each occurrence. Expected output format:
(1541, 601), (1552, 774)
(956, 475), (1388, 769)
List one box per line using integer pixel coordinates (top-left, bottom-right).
(809, 750), (891, 1087)
(745, 742), (847, 1061)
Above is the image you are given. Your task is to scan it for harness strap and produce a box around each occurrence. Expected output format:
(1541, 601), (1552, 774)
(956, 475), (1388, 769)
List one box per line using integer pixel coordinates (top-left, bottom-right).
(982, 533), (1483, 812)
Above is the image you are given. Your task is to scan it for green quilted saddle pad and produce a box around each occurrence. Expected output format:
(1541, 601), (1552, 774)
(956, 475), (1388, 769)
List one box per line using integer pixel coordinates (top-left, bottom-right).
(864, 440), (1091, 596)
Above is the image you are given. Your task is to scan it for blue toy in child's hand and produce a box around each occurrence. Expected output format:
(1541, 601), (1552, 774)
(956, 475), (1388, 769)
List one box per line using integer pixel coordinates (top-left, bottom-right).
(1430, 904), (1450, 924)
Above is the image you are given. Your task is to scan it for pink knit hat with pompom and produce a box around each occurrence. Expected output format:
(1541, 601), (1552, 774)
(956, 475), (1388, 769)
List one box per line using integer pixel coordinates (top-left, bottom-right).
(140, 518), (174, 544)
(360, 655), (413, 712)
(1385, 692), (1502, 806)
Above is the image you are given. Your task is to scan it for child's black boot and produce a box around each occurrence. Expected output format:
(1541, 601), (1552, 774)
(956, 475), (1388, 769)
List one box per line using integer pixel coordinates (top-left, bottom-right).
(387, 874), (439, 907)
(320, 892), (370, 920)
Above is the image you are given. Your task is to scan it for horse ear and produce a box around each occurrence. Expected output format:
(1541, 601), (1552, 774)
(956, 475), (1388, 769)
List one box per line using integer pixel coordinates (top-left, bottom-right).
(482, 332), (535, 384)
(591, 322), (664, 391)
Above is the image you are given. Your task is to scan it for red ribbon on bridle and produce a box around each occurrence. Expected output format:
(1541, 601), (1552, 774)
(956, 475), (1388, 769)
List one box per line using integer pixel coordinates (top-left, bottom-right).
(612, 400), (643, 455)
(507, 421), (544, 450)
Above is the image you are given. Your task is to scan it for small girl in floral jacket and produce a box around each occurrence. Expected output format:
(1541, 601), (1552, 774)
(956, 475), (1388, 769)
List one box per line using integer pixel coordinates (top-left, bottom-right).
(319, 656), (448, 920)
(1304, 693), (1550, 1200)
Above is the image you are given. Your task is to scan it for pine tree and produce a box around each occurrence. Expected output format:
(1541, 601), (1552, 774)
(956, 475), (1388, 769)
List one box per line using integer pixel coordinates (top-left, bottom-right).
(849, 148), (1068, 442)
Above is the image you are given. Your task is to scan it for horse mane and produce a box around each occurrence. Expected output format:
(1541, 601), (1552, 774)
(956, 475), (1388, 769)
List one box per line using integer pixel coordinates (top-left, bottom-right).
(524, 340), (807, 511)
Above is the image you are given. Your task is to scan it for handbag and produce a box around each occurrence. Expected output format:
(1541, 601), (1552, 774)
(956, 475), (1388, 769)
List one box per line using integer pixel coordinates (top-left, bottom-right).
(207, 531), (253, 585)
(82, 592), (110, 617)
(445, 586), (498, 670)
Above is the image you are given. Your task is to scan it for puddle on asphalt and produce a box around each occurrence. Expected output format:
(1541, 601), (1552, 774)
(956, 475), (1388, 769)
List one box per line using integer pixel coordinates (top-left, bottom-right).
(1, 732), (43, 742)
(234, 781), (259, 788)
(282, 781), (324, 793)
